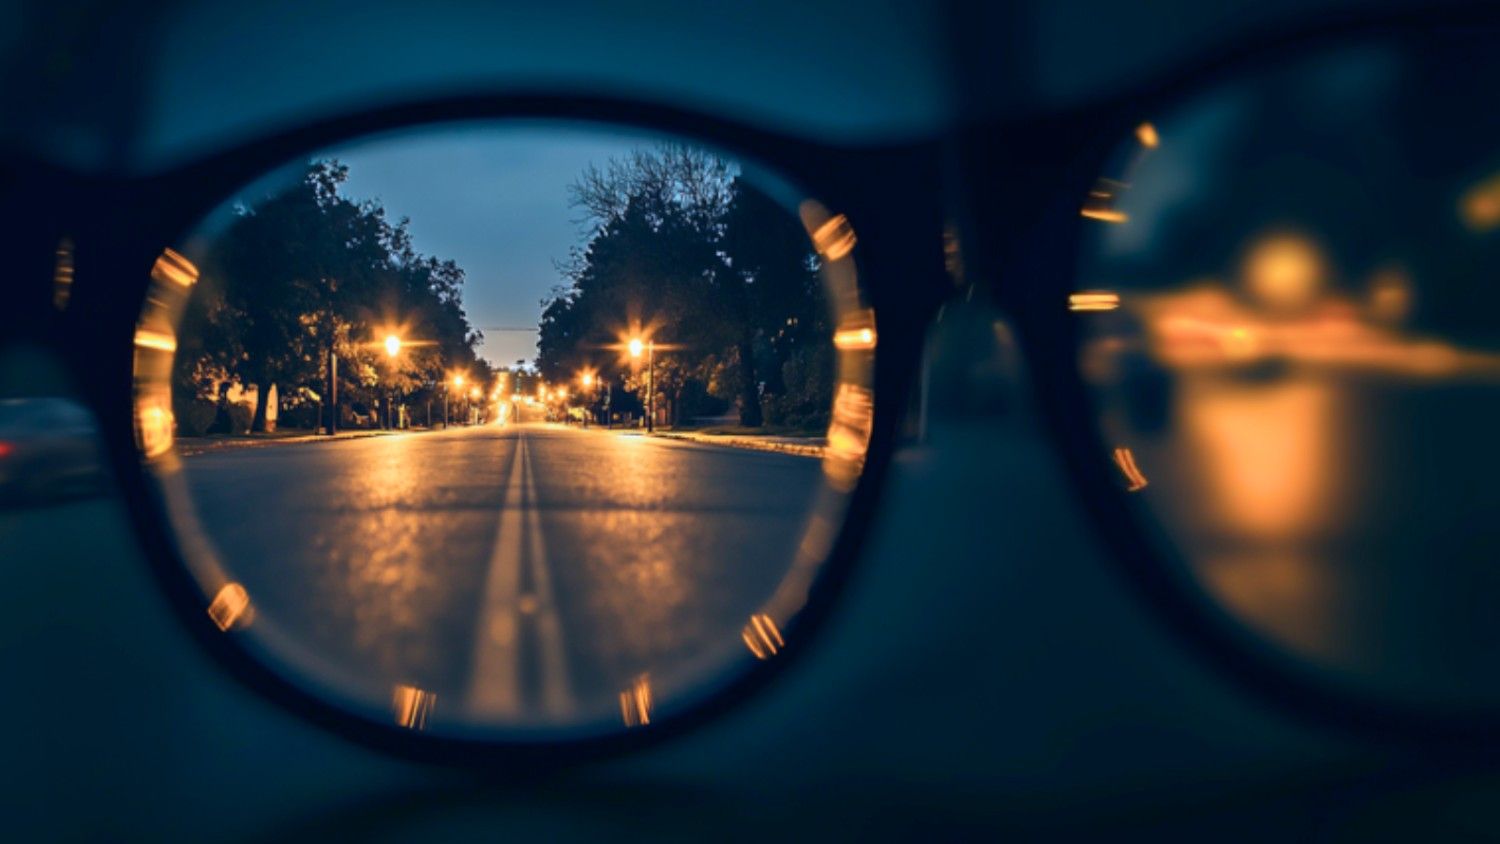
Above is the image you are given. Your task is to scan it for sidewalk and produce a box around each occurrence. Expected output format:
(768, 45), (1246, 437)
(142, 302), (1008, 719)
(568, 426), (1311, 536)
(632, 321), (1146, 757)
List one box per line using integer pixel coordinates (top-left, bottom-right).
(642, 429), (826, 458)
(175, 428), (418, 457)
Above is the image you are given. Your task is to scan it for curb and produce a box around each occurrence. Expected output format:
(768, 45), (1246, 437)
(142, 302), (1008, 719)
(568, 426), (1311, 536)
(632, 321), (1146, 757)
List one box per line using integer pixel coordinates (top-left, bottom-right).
(175, 429), (415, 457)
(650, 432), (825, 458)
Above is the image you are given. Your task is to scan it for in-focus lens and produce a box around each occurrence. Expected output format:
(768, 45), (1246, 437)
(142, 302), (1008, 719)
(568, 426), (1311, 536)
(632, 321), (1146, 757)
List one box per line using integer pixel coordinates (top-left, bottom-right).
(132, 122), (875, 739)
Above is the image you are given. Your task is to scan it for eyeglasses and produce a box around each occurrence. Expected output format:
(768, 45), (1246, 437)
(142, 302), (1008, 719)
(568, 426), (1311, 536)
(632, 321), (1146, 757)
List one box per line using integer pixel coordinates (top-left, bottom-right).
(5, 7), (1500, 764)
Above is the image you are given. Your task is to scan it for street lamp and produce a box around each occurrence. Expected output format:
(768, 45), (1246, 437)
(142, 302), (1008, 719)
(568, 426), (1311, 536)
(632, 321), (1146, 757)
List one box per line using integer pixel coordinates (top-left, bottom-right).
(629, 336), (655, 433)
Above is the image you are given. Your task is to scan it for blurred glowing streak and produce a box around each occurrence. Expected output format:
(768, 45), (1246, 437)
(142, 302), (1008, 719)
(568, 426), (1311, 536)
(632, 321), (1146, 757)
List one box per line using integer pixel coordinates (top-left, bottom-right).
(53, 238), (74, 311)
(392, 684), (436, 730)
(742, 613), (785, 660)
(811, 214), (857, 261)
(1136, 122), (1160, 149)
(824, 383), (874, 488)
(151, 248), (198, 288)
(136, 398), (174, 458)
(1081, 208), (1129, 223)
(1461, 171), (1500, 231)
(133, 329), (177, 353)
(384, 334), (402, 357)
(1069, 291), (1120, 312)
(833, 327), (876, 350)
(1112, 447), (1149, 492)
(206, 583), (252, 631)
(619, 674), (652, 728)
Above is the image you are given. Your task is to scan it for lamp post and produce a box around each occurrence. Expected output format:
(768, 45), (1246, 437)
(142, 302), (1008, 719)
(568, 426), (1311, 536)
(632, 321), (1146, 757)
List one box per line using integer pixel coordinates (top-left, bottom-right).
(580, 371), (595, 427)
(629, 337), (655, 433)
(450, 373), (464, 427)
(384, 334), (402, 430)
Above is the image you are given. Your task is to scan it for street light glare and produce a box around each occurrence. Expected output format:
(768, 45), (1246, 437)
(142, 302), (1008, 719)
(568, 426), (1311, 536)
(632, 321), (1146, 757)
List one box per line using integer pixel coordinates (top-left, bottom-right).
(454, 374), (465, 387)
(384, 334), (402, 358)
(628, 338), (644, 358)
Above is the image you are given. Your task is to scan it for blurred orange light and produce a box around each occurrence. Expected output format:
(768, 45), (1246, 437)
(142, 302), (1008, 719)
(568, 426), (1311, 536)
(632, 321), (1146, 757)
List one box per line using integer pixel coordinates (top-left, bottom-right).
(1136, 121), (1160, 149)
(1112, 447), (1149, 492)
(1069, 291), (1120, 312)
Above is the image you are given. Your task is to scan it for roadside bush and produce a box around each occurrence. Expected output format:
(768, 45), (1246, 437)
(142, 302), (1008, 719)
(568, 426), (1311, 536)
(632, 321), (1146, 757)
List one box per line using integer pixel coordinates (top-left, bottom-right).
(173, 398), (217, 437)
(209, 401), (253, 435)
(278, 403), (320, 430)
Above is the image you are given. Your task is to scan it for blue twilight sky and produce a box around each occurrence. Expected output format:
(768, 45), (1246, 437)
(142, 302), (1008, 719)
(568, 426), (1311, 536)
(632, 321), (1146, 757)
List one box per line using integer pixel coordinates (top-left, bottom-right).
(331, 123), (659, 368)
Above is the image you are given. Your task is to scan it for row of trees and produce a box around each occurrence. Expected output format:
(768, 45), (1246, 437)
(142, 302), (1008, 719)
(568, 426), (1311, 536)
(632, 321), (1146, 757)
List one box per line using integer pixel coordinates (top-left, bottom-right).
(537, 146), (833, 429)
(175, 161), (491, 433)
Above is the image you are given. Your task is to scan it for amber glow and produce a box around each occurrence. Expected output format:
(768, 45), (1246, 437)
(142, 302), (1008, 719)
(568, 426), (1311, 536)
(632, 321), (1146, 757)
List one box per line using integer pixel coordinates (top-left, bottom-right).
(384, 334), (402, 358)
(810, 213), (857, 262)
(742, 613), (785, 659)
(1136, 121), (1160, 149)
(1242, 232), (1325, 312)
(1112, 446), (1149, 492)
(1081, 208), (1129, 223)
(136, 396), (174, 458)
(207, 583), (253, 631)
(823, 383), (874, 489)
(620, 674), (652, 727)
(151, 248), (199, 288)
(1460, 170), (1500, 231)
(833, 326), (876, 351)
(628, 337), (645, 358)
(133, 329), (177, 353)
(392, 684), (436, 730)
(1070, 291), (1121, 312)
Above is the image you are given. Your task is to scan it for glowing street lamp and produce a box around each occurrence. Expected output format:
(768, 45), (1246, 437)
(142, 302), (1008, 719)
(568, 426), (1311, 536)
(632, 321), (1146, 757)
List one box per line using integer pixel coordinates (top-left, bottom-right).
(384, 334), (402, 358)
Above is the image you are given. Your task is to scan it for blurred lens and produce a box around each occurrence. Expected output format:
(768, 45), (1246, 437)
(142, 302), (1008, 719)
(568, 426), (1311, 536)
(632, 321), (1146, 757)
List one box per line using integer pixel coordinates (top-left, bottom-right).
(132, 122), (875, 738)
(1074, 32), (1500, 706)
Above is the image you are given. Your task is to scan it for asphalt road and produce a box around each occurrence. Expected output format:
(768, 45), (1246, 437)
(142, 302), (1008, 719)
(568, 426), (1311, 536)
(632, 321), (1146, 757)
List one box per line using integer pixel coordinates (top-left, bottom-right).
(177, 418), (826, 732)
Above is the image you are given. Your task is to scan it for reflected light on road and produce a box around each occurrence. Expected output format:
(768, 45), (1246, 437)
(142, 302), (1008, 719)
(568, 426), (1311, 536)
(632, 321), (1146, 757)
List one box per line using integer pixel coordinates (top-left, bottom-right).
(392, 684), (436, 730)
(742, 613), (785, 660)
(620, 674), (653, 728)
(1182, 379), (1339, 539)
(207, 582), (253, 631)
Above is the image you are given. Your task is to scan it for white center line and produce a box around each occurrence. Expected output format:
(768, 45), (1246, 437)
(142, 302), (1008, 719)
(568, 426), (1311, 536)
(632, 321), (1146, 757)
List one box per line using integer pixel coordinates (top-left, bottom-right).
(465, 432), (525, 718)
(522, 434), (574, 718)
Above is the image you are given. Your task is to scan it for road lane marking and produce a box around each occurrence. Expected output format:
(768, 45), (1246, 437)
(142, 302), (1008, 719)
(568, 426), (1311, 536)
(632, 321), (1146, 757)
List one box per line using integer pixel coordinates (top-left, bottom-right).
(465, 434), (524, 718)
(521, 433), (574, 717)
(464, 428), (574, 722)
